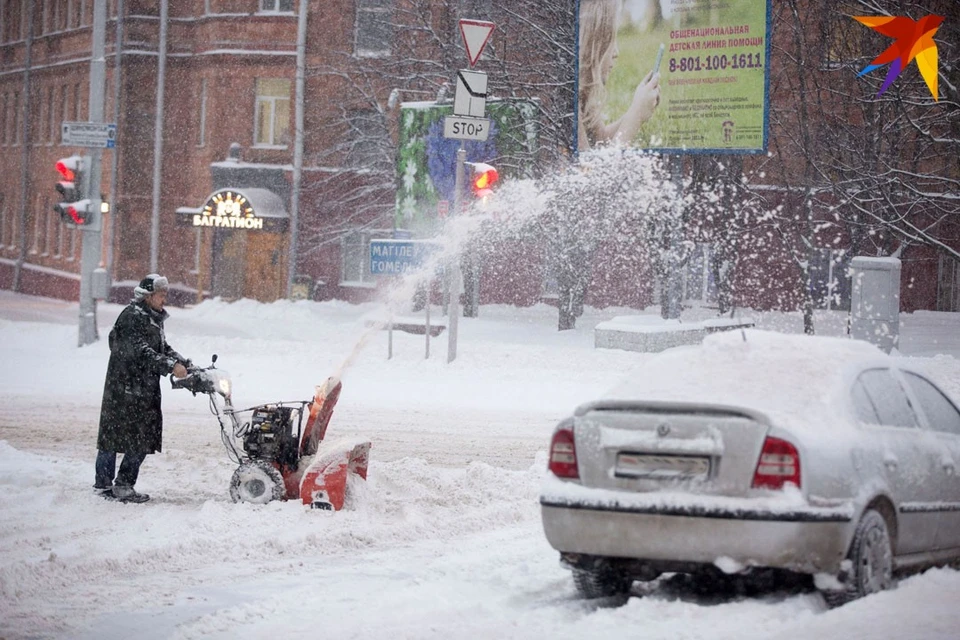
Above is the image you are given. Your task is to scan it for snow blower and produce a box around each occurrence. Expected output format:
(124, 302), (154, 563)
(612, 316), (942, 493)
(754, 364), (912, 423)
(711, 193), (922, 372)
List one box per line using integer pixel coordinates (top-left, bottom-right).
(172, 356), (370, 510)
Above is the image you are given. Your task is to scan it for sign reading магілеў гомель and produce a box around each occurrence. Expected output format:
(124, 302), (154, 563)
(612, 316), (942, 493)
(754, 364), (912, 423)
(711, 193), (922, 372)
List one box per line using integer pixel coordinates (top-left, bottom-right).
(369, 240), (442, 275)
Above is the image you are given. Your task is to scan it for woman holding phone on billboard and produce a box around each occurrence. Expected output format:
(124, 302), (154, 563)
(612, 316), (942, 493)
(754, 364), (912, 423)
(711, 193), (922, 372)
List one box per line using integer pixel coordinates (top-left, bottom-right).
(578, 0), (661, 150)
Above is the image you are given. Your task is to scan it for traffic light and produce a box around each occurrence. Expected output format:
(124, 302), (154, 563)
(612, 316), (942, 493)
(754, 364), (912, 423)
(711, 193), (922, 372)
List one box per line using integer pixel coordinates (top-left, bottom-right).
(468, 162), (499, 199)
(53, 155), (92, 225)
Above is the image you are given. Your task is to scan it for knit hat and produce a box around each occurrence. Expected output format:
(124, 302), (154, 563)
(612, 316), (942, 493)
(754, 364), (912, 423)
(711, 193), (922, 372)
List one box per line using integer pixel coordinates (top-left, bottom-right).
(134, 274), (169, 300)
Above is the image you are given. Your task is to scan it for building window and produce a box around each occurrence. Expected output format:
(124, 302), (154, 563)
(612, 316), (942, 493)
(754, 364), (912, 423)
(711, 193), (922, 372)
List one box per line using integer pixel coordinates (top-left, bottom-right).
(55, 216), (65, 259)
(541, 258), (558, 299)
(260, 0), (294, 12)
(31, 197), (42, 255)
(344, 110), (389, 168)
(61, 84), (69, 144)
(74, 83), (83, 120)
(45, 0), (67, 33)
(1, 93), (8, 145)
(458, 0), (492, 18)
(355, 0), (393, 58)
(37, 87), (47, 146)
(8, 203), (18, 250)
(938, 255), (960, 312)
(197, 78), (207, 147)
(820, 1), (859, 70)
(5, 201), (17, 250)
(12, 92), (20, 145)
(809, 247), (851, 311)
(42, 201), (53, 257)
(254, 78), (291, 148)
(0, 201), (8, 248)
(69, 0), (84, 29)
(681, 244), (718, 304)
(68, 225), (78, 261)
(341, 228), (390, 286)
(47, 86), (57, 144)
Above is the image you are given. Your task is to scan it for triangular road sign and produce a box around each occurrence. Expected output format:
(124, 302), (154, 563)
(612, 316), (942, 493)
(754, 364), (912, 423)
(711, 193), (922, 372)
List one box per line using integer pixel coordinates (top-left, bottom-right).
(459, 19), (495, 67)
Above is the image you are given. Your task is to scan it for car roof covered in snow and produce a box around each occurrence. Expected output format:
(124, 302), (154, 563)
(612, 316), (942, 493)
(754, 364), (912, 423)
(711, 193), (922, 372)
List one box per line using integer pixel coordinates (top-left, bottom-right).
(598, 329), (890, 433)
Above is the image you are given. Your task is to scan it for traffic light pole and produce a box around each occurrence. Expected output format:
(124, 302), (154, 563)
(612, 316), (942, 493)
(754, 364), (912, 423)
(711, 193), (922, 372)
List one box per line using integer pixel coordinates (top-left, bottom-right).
(78, 0), (107, 347)
(447, 145), (465, 363)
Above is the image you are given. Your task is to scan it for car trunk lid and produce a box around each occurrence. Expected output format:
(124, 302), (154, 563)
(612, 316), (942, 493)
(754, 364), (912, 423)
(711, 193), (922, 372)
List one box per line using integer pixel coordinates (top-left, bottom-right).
(574, 401), (772, 497)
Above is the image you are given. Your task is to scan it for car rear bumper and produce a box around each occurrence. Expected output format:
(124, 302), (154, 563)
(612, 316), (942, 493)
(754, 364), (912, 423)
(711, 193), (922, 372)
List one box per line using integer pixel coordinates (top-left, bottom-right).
(540, 496), (854, 575)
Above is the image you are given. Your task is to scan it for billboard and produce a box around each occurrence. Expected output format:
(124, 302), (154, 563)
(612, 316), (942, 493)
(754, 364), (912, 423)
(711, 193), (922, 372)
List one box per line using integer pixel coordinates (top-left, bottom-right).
(576, 0), (771, 154)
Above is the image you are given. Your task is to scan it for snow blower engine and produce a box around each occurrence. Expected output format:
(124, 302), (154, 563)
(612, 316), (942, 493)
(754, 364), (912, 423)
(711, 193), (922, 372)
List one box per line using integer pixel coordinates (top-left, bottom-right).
(172, 356), (370, 510)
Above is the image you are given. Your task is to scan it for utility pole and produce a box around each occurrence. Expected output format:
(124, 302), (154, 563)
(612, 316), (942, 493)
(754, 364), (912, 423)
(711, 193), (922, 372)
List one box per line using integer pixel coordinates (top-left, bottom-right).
(286, 0), (308, 298)
(78, 0), (108, 347)
(149, 0), (168, 272)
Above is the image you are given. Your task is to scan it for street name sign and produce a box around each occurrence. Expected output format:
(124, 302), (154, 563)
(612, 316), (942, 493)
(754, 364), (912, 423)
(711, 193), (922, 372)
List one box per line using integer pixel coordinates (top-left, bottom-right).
(453, 70), (487, 117)
(443, 116), (490, 141)
(61, 122), (117, 148)
(370, 239), (442, 275)
(459, 19), (495, 67)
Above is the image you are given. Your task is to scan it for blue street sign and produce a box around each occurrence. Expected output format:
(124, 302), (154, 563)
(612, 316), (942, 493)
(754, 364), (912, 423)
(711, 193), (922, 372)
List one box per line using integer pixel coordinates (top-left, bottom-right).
(370, 239), (441, 276)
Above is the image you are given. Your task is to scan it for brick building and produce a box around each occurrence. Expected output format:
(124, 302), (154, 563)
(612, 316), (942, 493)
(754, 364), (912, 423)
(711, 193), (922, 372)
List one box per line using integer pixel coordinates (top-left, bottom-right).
(1, 0), (957, 314)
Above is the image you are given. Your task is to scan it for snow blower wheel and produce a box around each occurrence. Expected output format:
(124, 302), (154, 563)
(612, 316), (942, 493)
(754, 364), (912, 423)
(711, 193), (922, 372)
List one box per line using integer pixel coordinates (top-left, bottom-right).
(230, 460), (286, 504)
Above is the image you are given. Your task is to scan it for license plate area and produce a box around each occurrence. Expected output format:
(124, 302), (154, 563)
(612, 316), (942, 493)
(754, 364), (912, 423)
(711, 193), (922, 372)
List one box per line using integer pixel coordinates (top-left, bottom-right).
(615, 452), (711, 481)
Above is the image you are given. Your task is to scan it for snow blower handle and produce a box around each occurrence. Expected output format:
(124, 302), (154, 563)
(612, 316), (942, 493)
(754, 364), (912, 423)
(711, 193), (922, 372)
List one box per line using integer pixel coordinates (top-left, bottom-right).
(171, 370), (214, 396)
(170, 356), (223, 396)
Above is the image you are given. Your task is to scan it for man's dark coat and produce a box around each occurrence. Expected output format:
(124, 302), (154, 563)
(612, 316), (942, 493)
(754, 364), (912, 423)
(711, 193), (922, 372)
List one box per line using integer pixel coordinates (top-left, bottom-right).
(97, 300), (187, 454)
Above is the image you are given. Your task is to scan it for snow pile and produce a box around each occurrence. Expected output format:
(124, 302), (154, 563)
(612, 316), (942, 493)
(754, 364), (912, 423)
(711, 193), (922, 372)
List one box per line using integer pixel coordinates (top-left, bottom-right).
(603, 329), (889, 433)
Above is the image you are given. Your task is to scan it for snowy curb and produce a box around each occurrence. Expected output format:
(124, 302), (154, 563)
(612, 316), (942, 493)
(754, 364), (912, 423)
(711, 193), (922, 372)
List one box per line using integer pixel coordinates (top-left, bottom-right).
(595, 315), (755, 353)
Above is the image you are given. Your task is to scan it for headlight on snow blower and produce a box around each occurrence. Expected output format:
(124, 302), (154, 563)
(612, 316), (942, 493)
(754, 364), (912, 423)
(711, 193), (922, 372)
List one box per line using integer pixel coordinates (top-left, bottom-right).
(213, 371), (232, 397)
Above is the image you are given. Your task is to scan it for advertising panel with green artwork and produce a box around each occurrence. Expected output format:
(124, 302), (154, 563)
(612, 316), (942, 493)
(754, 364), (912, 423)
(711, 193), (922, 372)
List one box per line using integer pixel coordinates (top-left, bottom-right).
(577, 0), (771, 154)
(396, 99), (539, 235)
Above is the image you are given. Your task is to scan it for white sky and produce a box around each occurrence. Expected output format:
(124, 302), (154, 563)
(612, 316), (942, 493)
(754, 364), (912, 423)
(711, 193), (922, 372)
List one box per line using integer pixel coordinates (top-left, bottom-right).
(1, 290), (959, 639)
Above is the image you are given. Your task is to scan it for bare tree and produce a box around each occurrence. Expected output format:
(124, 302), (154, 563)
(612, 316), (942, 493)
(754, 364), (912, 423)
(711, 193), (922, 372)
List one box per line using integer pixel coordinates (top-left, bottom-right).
(301, 0), (577, 263)
(817, 0), (960, 261)
(481, 147), (683, 330)
(755, 0), (959, 332)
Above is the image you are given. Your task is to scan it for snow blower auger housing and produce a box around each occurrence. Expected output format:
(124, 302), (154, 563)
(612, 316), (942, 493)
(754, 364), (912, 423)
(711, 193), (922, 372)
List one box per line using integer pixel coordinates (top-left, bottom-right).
(172, 356), (370, 510)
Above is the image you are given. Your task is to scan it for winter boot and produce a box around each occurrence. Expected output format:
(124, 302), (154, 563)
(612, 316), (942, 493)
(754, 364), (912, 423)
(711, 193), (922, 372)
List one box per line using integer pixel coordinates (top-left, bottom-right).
(94, 483), (114, 498)
(112, 484), (150, 503)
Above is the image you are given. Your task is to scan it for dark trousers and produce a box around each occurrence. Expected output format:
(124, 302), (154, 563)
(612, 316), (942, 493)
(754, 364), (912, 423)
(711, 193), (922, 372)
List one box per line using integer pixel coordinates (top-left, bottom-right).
(95, 450), (147, 488)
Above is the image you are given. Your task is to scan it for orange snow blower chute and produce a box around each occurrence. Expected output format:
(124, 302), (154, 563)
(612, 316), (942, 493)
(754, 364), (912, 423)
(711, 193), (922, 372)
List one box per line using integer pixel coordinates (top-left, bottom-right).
(286, 376), (371, 510)
(172, 359), (371, 511)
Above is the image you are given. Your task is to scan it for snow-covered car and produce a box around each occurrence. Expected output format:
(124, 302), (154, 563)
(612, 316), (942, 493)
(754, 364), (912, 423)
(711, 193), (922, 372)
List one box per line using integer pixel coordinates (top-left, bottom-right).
(540, 329), (960, 605)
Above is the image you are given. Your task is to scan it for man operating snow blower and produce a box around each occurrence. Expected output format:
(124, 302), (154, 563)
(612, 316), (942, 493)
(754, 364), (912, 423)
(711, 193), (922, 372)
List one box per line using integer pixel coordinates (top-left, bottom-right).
(94, 274), (193, 503)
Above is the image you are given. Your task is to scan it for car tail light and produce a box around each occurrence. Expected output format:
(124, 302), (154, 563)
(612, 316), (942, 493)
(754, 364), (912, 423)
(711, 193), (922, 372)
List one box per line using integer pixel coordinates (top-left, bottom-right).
(548, 428), (579, 479)
(751, 436), (801, 489)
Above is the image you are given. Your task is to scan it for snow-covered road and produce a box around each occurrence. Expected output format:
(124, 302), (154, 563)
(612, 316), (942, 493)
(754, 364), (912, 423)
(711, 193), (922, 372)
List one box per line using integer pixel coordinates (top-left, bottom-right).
(2, 291), (960, 639)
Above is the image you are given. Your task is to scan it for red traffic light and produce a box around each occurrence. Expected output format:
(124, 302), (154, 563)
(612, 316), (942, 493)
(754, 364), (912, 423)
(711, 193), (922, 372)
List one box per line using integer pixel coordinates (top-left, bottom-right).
(55, 157), (81, 181)
(470, 163), (499, 197)
(54, 199), (92, 225)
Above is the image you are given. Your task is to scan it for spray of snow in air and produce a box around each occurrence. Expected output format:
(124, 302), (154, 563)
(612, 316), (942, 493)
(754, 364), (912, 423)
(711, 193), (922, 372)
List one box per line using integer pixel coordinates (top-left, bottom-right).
(333, 145), (753, 375)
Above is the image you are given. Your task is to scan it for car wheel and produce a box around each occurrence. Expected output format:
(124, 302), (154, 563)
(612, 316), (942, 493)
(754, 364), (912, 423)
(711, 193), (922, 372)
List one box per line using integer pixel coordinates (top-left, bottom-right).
(572, 566), (632, 599)
(823, 509), (893, 607)
(230, 460), (287, 504)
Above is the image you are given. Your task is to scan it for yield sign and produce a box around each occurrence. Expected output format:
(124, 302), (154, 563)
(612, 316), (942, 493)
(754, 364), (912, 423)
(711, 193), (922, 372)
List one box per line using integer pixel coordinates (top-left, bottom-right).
(459, 19), (495, 67)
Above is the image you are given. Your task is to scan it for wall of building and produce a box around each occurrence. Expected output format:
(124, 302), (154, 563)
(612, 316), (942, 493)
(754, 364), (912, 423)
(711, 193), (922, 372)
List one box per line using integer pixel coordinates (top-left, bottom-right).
(1, 0), (956, 317)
